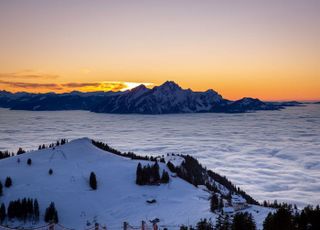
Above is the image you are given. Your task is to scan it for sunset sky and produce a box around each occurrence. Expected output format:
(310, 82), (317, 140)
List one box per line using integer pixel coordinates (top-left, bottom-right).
(0, 0), (319, 100)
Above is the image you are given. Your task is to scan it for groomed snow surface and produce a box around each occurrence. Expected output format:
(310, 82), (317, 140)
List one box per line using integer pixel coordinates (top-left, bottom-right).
(0, 138), (272, 229)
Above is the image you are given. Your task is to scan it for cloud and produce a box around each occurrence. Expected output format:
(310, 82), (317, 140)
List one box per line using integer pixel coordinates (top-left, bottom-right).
(95, 82), (129, 91)
(61, 82), (101, 88)
(0, 80), (144, 92)
(61, 82), (129, 91)
(0, 80), (63, 90)
(0, 70), (59, 80)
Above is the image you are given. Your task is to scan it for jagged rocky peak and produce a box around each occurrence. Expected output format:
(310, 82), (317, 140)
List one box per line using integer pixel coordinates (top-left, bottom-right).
(155, 81), (182, 92)
(130, 84), (148, 92)
(205, 89), (218, 93)
(128, 84), (150, 99)
(236, 97), (263, 105)
(203, 89), (221, 96)
(240, 97), (259, 101)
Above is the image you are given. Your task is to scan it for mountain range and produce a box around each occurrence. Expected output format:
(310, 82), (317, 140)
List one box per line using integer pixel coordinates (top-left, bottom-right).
(0, 81), (302, 114)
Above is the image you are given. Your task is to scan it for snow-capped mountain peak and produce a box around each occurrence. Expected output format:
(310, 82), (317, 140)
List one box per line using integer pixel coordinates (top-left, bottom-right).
(155, 80), (182, 92)
(130, 84), (148, 92)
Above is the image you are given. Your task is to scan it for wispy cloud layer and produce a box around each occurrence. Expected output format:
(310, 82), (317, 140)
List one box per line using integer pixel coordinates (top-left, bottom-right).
(0, 70), (152, 92)
(0, 70), (59, 80)
(0, 79), (148, 92)
(1, 105), (319, 206)
(0, 80), (63, 90)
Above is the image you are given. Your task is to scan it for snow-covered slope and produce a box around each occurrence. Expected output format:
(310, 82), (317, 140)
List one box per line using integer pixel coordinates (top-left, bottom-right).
(0, 138), (272, 229)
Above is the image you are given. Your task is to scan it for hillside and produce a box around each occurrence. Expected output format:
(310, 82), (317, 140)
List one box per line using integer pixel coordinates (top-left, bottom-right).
(0, 138), (273, 229)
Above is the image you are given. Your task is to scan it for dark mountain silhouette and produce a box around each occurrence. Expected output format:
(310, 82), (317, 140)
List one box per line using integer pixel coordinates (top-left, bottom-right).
(0, 81), (294, 114)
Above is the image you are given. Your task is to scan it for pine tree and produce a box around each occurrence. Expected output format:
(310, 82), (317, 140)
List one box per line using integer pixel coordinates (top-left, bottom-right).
(7, 201), (13, 219)
(210, 193), (219, 212)
(148, 162), (160, 183)
(89, 172), (97, 190)
(263, 207), (294, 230)
(216, 213), (230, 230)
(2, 198), (40, 222)
(0, 181), (3, 196)
(263, 200), (268, 207)
(0, 203), (6, 224)
(34, 199), (40, 222)
(226, 192), (232, 205)
(144, 165), (151, 183)
(219, 197), (224, 210)
(44, 202), (58, 223)
(5, 177), (12, 188)
(136, 163), (143, 185)
(28, 198), (34, 220)
(196, 218), (214, 230)
(61, 139), (67, 145)
(153, 162), (160, 182)
(232, 212), (256, 230)
(167, 161), (176, 172)
(161, 170), (170, 183)
(17, 147), (25, 155)
(22, 198), (28, 221)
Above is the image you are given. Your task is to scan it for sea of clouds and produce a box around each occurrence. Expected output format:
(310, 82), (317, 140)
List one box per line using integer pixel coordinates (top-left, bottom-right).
(0, 104), (319, 207)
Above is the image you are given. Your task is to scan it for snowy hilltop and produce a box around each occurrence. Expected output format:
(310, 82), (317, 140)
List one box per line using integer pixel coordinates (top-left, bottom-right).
(0, 81), (295, 114)
(0, 138), (274, 229)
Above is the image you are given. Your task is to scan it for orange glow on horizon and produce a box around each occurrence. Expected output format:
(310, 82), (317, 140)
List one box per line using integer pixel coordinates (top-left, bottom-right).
(0, 80), (154, 94)
(0, 78), (319, 101)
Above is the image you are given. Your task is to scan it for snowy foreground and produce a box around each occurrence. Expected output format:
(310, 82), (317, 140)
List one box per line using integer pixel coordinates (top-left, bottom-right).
(0, 138), (272, 229)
